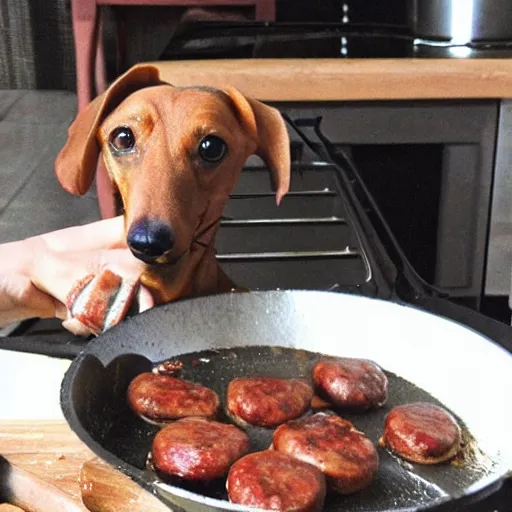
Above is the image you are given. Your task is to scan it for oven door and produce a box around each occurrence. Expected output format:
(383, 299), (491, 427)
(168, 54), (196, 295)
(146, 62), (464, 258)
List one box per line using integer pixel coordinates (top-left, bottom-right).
(276, 100), (499, 311)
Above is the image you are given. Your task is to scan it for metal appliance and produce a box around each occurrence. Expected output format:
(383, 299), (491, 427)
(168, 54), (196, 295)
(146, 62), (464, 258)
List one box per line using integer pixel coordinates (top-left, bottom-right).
(409, 0), (512, 58)
(160, 21), (511, 312)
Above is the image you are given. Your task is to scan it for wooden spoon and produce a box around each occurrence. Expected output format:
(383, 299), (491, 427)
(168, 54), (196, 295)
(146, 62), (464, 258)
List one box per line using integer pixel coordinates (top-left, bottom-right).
(0, 456), (86, 512)
(79, 458), (168, 512)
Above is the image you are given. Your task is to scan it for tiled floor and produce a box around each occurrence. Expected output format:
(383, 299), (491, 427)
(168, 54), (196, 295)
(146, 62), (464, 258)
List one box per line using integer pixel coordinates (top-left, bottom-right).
(0, 90), (100, 244)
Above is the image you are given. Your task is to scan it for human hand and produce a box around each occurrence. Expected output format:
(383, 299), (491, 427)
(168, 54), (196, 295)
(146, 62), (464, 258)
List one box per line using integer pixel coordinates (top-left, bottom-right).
(0, 217), (154, 335)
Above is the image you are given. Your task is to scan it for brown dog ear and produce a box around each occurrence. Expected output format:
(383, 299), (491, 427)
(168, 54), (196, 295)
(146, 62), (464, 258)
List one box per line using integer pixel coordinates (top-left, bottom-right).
(55, 64), (168, 196)
(224, 88), (290, 205)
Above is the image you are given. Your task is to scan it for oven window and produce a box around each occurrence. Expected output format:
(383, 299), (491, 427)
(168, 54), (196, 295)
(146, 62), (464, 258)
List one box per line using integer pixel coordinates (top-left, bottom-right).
(350, 144), (443, 285)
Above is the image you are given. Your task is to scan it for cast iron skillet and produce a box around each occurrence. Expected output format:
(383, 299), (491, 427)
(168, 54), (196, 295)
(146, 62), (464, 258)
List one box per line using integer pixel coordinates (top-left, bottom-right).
(60, 290), (512, 512)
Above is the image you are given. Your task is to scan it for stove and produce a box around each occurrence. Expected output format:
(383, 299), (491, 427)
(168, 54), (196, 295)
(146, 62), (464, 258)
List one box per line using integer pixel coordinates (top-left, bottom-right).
(3, 15), (512, 511)
(160, 21), (512, 61)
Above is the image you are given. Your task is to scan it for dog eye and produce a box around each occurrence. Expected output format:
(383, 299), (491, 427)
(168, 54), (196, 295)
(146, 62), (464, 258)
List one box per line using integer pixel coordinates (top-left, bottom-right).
(198, 135), (227, 164)
(109, 126), (135, 153)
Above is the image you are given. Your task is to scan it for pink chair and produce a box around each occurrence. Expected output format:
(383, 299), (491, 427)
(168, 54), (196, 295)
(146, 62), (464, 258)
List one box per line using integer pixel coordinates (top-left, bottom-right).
(70, 0), (276, 218)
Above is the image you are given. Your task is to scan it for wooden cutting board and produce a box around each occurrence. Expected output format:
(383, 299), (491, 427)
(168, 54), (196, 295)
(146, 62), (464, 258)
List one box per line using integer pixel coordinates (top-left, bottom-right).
(0, 421), (167, 512)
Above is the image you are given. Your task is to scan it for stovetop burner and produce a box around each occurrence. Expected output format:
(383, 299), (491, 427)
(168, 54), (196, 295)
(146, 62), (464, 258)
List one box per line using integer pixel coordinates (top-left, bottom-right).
(159, 21), (512, 61)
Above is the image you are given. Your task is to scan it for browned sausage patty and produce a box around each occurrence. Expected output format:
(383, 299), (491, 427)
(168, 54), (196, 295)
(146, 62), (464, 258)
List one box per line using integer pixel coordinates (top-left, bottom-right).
(311, 394), (331, 410)
(227, 451), (326, 511)
(312, 357), (388, 411)
(273, 412), (379, 494)
(127, 372), (219, 423)
(380, 402), (462, 464)
(226, 378), (313, 427)
(152, 417), (249, 480)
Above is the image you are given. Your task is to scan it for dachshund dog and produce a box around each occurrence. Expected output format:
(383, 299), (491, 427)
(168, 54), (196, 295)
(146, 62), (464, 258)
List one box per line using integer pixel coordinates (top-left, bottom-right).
(55, 64), (290, 333)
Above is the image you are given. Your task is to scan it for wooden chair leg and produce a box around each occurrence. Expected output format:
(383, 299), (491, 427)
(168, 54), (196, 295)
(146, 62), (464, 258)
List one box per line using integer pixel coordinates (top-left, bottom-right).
(95, 7), (118, 218)
(72, 1), (115, 218)
(95, 8), (108, 95)
(96, 159), (117, 219)
(255, 0), (276, 21)
(71, 0), (99, 111)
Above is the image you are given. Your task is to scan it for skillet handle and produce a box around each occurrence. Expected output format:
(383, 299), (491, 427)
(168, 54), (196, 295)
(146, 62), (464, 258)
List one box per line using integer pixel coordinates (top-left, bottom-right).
(0, 332), (88, 360)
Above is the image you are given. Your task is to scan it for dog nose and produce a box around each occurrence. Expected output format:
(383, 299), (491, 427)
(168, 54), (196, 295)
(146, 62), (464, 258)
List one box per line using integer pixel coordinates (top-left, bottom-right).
(127, 219), (175, 263)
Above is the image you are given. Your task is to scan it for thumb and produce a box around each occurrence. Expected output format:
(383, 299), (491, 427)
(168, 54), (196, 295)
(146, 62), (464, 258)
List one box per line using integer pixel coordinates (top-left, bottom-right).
(31, 247), (154, 333)
(0, 274), (64, 327)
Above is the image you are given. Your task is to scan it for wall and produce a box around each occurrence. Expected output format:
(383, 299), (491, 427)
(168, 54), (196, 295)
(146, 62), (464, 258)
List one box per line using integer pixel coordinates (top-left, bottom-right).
(0, 0), (76, 89)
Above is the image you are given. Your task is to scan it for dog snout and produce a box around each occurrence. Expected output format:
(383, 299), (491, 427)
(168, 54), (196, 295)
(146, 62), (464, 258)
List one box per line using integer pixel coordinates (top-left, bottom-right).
(127, 218), (175, 263)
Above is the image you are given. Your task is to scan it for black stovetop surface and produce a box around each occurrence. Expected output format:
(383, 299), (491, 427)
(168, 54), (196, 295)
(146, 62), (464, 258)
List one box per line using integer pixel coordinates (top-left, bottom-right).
(160, 21), (512, 61)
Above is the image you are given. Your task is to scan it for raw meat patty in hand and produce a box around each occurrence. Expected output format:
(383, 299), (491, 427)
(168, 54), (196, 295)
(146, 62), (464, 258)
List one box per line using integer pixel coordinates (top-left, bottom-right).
(273, 412), (379, 494)
(226, 377), (313, 427)
(127, 372), (219, 423)
(312, 357), (388, 410)
(152, 417), (249, 480)
(380, 402), (462, 464)
(227, 451), (326, 512)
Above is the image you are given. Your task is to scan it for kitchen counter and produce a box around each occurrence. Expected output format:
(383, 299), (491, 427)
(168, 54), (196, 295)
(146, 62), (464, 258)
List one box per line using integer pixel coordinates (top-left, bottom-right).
(0, 419), (167, 511)
(151, 58), (512, 101)
(0, 351), (165, 511)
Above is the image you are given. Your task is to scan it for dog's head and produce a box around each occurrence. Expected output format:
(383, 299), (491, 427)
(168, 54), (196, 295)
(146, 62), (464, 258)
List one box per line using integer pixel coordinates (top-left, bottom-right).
(56, 64), (290, 266)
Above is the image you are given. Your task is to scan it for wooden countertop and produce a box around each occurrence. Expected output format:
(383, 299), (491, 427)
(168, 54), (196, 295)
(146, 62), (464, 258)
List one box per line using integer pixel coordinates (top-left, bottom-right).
(149, 58), (512, 101)
(0, 420), (168, 511)
(0, 420), (94, 506)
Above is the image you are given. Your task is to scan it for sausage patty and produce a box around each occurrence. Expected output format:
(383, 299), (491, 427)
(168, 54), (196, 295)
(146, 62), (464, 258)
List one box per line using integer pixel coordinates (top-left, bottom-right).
(127, 372), (219, 423)
(312, 357), (388, 411)
(227, 451), (326, 511)
(273, 412), (379, 494)
(152, 417), (249, 480)
(226, 377), (313, 427)
(380, 402), (462, 464)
